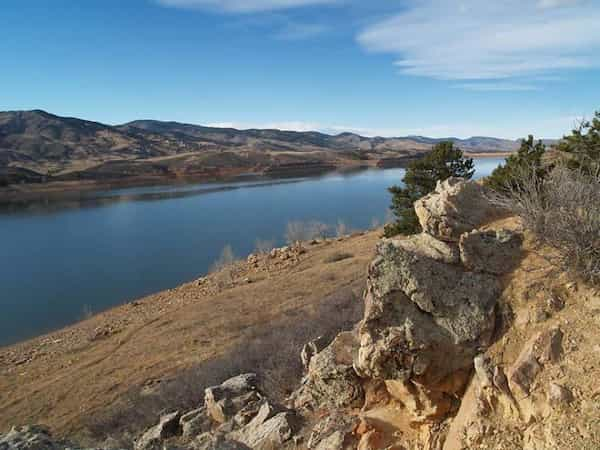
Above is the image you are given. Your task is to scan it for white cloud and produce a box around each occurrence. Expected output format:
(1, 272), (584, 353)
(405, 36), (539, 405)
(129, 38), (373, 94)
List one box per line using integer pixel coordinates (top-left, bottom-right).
(275, 22), (329, 40)
(358, 0), (600, 80)
(157, 0), (338, 13)
(204, 115), (581, 139)
(456, 82), (540, 92)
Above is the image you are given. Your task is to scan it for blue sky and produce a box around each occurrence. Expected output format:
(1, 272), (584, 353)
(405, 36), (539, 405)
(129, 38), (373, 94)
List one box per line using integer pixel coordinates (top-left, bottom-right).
(1, 0), (599, 139)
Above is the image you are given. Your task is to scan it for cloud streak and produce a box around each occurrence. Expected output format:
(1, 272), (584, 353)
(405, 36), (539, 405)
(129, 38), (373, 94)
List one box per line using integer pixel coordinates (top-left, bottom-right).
(358, 0), (600, 80)
(157, 0), (338, 13)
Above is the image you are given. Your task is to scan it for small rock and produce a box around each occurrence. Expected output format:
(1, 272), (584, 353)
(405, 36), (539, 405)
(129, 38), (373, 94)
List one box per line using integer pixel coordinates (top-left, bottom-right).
(547, 382), (573, 405)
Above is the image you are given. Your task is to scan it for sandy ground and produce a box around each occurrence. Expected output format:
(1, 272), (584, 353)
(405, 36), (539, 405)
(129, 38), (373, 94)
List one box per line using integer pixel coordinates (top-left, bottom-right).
(0, 231), (380, 441)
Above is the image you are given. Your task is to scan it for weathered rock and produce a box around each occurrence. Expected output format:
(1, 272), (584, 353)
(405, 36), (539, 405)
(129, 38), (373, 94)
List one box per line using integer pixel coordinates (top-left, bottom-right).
(205, 374), (261, 423)
(296, 332), (363, 409)
(414, 178), (499, 242)
(547, 382), (573, 405)
(388, 233), (460, 265)
(459, 229), (522, 274)
(192, 433), (249, 450)
(180, 408), (211, 440)
(0, 426), (59, 450)
(300, 336), (328, 371)
(509, 327), (563, 396)
(307, 414), (358, 450)
(355, 237), (499, 395)
(134, 411), (181, 450)
(231, 409), (294, 450)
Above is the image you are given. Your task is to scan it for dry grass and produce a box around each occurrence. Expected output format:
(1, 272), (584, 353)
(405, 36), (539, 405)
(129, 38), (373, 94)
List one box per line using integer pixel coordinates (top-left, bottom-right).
(0, 231), (378, 444)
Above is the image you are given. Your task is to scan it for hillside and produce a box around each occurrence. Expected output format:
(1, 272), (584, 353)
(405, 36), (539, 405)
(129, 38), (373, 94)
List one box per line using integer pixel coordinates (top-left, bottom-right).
(0, 110), (521, 193)
(1, 179), (598, 450)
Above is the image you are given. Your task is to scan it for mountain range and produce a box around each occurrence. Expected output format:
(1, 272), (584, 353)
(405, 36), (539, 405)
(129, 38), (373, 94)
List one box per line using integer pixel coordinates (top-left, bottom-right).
(0, 110), (524, 187)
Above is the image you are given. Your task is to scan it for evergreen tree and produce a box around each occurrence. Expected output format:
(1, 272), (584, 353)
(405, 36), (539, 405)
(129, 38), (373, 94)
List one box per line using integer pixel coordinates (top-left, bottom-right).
(384, 141), (474, 237)
(485, 135), (546, 192)
(557, 111), (600, 172)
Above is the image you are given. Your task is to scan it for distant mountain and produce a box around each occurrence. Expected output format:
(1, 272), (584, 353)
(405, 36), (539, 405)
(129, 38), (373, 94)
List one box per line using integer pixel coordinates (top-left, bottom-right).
(0, 110), (525, 187)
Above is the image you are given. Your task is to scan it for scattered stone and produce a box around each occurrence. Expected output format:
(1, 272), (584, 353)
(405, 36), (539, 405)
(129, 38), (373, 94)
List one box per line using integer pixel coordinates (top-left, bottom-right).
(547, 382), (573, 405)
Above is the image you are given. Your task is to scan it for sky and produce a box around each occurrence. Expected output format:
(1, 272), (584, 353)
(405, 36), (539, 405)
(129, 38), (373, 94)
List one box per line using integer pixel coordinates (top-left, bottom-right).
(1, 0), (599, 139)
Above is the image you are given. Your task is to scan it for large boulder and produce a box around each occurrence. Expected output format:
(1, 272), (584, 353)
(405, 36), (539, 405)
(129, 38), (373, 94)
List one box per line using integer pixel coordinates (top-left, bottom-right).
(414, 178), (499, 242)
(363, 239), (499, 346)
(459, 229), (522, 275)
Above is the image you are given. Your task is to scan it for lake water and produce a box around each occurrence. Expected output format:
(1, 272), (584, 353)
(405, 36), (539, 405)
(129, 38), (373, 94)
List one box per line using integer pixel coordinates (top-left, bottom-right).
(0, 157), (505, 346)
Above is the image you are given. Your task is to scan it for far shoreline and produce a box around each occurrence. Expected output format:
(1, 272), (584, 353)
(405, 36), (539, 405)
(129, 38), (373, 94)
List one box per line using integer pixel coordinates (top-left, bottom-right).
(0, 152), (510, 206)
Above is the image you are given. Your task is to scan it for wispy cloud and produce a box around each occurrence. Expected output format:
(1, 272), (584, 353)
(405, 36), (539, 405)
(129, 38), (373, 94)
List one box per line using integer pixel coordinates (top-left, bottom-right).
(357, 0), (600, 80)
(274, 22), (329, 40)
(157, 0), (339, 13)
(456, 82), (541, 92)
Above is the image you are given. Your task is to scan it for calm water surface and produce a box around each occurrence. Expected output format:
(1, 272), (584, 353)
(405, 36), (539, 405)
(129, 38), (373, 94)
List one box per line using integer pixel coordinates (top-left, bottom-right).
(0, 158), (505, 346)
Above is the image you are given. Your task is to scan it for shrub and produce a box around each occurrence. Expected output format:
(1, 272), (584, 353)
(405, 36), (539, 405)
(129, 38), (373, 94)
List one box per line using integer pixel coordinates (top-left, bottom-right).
(324, 252), (354, 263)
(494, 164), (600, 285)
(385, 141), (474, 237)
(285, 220), (329, 243)
(485, 135), (547, 193)
(210, 244), (236, 272)
(557, 111), (600, 173)
(335, 220), (349, 237)
(254, 238), (275, 254)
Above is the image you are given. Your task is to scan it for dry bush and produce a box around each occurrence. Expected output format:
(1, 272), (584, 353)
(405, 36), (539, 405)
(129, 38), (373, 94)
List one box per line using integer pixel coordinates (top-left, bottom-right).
(84, 287), (363, 444)
(335, 220), (349, 237)
(210, 244), (236, 272)
(493, 164), (600, 284)
(324, 252), (354, 263)
(285, 220), (329, 243)
(254, 238), (275, 254)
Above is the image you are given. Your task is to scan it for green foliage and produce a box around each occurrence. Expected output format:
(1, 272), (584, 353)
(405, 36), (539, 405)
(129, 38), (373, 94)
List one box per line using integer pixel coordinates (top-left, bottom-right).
(384, 141), (475, 237)
(485, 135), (546, 192)
(557, 111), (600, 172)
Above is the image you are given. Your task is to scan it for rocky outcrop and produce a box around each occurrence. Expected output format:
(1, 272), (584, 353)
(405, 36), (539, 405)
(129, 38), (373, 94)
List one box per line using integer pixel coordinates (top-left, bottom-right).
(414, 178), (500, 242)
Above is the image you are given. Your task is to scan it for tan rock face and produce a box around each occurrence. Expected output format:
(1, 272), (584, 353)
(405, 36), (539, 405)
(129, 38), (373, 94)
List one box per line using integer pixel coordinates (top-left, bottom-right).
(204, 373), (261, 424)
(414, 178), (499, 242)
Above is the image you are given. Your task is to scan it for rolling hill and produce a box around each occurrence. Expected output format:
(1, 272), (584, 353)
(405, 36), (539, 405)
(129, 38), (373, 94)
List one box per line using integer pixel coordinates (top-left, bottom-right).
(0, 110), (522, 188)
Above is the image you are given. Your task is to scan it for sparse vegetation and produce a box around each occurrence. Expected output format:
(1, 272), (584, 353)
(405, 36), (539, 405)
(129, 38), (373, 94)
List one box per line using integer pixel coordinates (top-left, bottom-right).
(335, 220), (349, 237)
(285, 220), (329, 243)
(84, 288), (363, 443)
(494, 164), (600, 285)
(557, 111), (600, 173)
(210, 244), (236, 272)
(385, 141), (474, 237)
(485, 135), (547, 193)
(254, 238), (275, 254)
(490, 113), (600, 285)
(324, 252), (354, 263)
